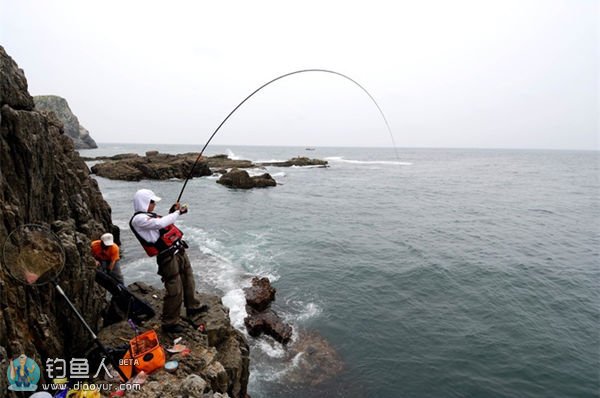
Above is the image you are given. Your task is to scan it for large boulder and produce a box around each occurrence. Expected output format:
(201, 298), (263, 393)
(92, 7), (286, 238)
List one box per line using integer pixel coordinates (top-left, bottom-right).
(33, 95), (97, 149)
(244, 277), (276, 312)
(217, 169), (276, 189)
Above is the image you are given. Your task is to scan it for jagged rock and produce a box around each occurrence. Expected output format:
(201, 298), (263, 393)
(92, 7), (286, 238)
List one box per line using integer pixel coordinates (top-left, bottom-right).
(182, 374), (208, 396)
(217, 169), (276, 189)
(0, 45), (118, 396)
(244, 309), (292, 344)
(244, 277), (276, 311)
(0, 47), (34, 110)
(90, 151), (212, 181)
(257, 156), (328, 167)
(33, 95), (97, 149)
(97, 283), (249, 397)
(243, 277), (291, 344)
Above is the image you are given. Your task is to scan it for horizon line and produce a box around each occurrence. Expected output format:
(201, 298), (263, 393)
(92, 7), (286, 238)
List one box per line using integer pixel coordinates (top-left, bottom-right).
(87, 142), (600, 152)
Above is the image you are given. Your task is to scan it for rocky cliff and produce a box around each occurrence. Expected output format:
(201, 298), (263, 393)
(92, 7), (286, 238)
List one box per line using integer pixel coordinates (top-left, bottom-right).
(0, 45), (116, 392)
(33, 95), (97, 149)
(0, 45), (249, 397)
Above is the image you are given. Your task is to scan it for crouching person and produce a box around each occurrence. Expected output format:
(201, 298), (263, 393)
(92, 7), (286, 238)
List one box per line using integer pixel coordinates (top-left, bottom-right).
(91, 233), (124, 284)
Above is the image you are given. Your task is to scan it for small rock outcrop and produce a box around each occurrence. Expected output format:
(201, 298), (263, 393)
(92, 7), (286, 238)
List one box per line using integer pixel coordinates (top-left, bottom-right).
(244, 277), (276, 312)
(257, 157), (328, 167)
(244, 277), (292, 344)
(33, 95), (97, 149)
(217, 169), (276, 189)
(97, 283), (250, 398)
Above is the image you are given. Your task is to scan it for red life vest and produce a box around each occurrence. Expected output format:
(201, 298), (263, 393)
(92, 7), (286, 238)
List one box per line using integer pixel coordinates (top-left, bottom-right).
(129, 212), (184, 257)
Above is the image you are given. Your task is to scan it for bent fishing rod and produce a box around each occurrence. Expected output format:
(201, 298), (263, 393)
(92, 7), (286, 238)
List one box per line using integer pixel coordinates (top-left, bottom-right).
(177, 68), (398, 203)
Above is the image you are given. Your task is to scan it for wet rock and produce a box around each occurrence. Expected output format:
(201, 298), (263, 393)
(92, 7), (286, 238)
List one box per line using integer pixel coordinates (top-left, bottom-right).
(243, 277), (291, 344)
(244, 277), (276, 311)
(217, 169), (276, 189)
(244, 309), (292, 344)
(283, 330), (344, 386)
(257, 157), (328, 167)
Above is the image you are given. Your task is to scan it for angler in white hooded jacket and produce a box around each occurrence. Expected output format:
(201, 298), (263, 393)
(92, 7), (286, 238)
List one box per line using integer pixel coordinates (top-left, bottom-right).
(130, 189), (205, 333)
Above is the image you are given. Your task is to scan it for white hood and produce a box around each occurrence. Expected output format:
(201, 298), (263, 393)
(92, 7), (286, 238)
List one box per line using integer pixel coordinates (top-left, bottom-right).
(133, 189), (161, 213)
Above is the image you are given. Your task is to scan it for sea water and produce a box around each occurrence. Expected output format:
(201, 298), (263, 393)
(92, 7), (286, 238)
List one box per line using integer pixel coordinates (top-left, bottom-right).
(83, 144), (599, 398)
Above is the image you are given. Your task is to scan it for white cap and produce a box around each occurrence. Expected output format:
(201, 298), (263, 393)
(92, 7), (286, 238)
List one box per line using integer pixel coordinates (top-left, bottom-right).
(149, 191), (161, 202)
(101, 233), (114, 246)
(133, 189), (162, 212)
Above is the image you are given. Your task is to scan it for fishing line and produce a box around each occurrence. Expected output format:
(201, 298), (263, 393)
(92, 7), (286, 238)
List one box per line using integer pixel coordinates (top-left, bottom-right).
(177, 69), (399, 202)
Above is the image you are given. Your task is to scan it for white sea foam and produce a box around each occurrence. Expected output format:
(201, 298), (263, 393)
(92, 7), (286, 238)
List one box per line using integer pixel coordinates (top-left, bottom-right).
(270, 172), (286, 178)
(325, 156), (412, 166)
(163, 225), (323, 389)
(227, 149), (241, 160)
(222, 288), (249, 329)
(256, 339), (286, 359)
(281, 298), (322, 324)
(256, 159), (287, 163)
(246, 168), (269, 177)
(290, 165), (324, 169)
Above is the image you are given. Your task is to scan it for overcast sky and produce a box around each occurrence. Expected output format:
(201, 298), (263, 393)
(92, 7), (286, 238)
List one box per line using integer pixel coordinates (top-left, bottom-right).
(1, 0), (598, 149)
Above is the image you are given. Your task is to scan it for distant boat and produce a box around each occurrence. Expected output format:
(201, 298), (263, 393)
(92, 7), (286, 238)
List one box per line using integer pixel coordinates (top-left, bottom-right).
(305, 147), (316, 151)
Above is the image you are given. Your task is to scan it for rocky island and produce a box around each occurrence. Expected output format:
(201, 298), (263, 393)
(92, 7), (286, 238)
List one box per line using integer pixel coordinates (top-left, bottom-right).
(86, 151), (328, 189)
(86, 152), (327, 181)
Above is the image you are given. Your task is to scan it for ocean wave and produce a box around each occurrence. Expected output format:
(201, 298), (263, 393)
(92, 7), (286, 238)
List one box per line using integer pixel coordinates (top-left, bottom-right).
(226, 149), (242, 160)
(290, 165), (325, 169)
(324, 156), (412, 166)
(246, 168), (270, 177)
(256, 339), (286, 359)
(256, 159), (287, 163)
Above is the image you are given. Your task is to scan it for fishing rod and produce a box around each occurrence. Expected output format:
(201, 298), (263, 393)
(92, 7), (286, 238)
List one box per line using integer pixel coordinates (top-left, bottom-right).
(177, 68), (398, 203)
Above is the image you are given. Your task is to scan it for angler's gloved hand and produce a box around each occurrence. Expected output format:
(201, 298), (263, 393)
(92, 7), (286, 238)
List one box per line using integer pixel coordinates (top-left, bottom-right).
(170, 202), (188, 214)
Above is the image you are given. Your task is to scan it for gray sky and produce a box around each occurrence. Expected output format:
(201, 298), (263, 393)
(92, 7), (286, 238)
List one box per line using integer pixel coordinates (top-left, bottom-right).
(1, 0), (598, 149)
